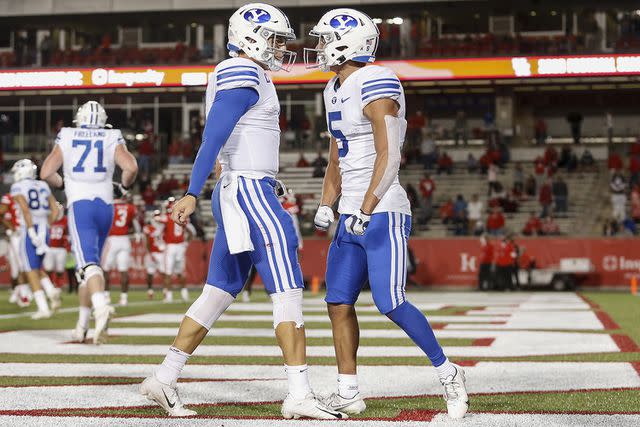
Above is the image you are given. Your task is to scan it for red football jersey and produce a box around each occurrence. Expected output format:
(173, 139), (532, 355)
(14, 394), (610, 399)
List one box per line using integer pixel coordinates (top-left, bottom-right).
(49, 216), (68, 248)
(109, 202), (137, 236)
(1, 194), (22, 229)
(143, 224), (163, 253)
(156, 214), (186, 244)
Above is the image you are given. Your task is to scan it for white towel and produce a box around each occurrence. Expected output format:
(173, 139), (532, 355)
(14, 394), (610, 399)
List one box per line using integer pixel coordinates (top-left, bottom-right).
(219, 173), (254, 254)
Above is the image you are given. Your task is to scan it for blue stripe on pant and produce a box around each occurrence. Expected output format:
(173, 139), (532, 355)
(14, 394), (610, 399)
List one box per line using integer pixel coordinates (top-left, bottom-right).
(325, 212), (411, 314)
(68, 199), (114, 268)
(206, 176), (304, 297)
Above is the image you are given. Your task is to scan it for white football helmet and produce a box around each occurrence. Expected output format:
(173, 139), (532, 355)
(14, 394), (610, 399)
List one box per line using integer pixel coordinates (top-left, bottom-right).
(304, 8), (379, 71)
(74, 101), (107, 128)
(11, 159), (37, 182)
(227, 3), (296, 72)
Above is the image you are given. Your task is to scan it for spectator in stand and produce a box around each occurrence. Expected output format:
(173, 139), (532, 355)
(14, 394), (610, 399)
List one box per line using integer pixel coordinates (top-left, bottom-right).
(566, 111), (583, 144)
(486, 206), (505, 236)
(181, 140), (194, 163)
(437, 150), (453, 175)
(467, 153), (478, 174)
(420, 131), (437, 170)
(479, 151), (491, 174)
(610, 170), (628, 221)
(631, 185), (640, 222)
(608, 151), (623, 173)
(453, 211), (468, 236)
(539, 179), (553, 217)
(487, 162), (498, 195)
(407, 110), (426, 146)
(622, 217), (637, 235)
(580, 149), (597, 171)
(513, 162), (524, 194)
(605, 111), (614, 145)
(312, 163), (324, 178)
(467, 194), (483, 234)
(142, 185), (157, 211)
(522, 212), (542, 236)
(405, 183), (419, 215)
(138, 137), (154, 175)
(495, 235), (516, 291)
(312, 150), (328, 168)
(541, 215), (561, 235)
(543, 146), (558, 167)
(534, 156), (546, 190)
(629, 153), (640, 187)
(603, 218), (619, 236)
(478, 234), (494, 290)
(296, 152), (310, 167)
(453, 194), (467, 217)
(453, 110), (468, 145)
(439, 198), (454, 225)
(419, 173), (436, 223)
(558, 147), (571, 169)
(567, 149), (578, 173)
(168, 138), (182, 165)
(552, 176), (569, 216)
(534, 117), (547, 145)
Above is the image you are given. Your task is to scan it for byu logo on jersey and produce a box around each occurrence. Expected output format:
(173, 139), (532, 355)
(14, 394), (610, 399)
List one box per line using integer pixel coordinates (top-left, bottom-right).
(330, 14), (358, 31)
(243, 8), (271, 24)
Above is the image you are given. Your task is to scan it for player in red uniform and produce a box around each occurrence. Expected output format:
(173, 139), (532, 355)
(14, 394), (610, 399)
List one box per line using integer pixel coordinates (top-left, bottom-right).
(155, 197), (194, 303)
(101, 194), (141, 306)
(143, 211), (166, 300)
(43, 215), (68, 289)
(0, 194), (31, 307)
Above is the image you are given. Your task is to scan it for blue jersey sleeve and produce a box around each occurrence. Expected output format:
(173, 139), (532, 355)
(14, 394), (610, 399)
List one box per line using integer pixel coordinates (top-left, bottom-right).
(187, 87), (259, 196)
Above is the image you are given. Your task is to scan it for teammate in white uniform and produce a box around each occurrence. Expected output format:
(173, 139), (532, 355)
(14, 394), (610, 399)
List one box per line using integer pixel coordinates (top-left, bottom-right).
(140, 3), (344, 420)
(306, 8), (469, 419)
(10, 160), (62, 319)
(40, 100), (138, 344)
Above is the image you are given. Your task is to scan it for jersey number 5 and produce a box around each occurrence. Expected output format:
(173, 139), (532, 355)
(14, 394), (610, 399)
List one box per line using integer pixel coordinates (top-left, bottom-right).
(328, 111), (349, 158)
(72, 139), (107, 173)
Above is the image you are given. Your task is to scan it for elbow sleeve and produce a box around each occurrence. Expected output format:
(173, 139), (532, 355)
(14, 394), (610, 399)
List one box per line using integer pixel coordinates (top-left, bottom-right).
(373, 115), (403, 200)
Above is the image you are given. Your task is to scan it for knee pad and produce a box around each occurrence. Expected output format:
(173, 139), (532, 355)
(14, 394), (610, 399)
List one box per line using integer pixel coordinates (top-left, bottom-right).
(83, 264), (104, 281)
(271, 288), (304, 329)
(185, 285), (234, 330)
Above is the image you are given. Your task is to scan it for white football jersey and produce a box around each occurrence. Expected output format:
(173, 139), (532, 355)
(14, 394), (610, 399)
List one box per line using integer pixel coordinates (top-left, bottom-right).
(205, 57), (280, 178)
(55, 127), (123, 206)
(323, 65), (411, 215)
(10, 178), (52, 228)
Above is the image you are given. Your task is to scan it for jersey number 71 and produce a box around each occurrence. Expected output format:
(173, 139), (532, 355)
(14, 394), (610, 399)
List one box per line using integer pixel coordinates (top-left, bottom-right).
(72, 139), (107, 173)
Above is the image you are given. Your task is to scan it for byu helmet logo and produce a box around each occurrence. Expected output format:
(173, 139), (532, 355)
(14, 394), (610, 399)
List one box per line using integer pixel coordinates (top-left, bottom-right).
(329, 14), (358, 31)
(243, 8), (271, 24)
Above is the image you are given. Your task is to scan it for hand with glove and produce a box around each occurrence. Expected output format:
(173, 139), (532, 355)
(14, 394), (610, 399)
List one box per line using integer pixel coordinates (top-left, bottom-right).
(113, 182), (131, 199)
(345, 210), (371, 236)
(314, 205), (335, 231)
(28, 227), (49, 255)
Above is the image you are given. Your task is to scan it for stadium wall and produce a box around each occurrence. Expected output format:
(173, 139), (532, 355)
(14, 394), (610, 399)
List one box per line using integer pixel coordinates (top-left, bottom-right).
(1, 238), (635, 288)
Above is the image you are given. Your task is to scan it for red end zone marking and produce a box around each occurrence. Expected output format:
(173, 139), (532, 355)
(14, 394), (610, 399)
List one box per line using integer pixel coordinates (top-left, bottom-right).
(431, 323), (446, 329)
(595, 311), (620, 330)
(395, 409), (438, 421)
(631, 362), (640, 376)
(577, 293), (601, 309)
(472, 338), (495, 347)
(453, 360), (478, 367)
(612, 335), (640, 352)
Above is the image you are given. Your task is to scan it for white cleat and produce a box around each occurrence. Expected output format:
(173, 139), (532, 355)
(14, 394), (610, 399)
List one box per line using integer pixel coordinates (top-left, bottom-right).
(49, 288), (62, 311)
(241, 290), (250, 302)
(321, 392), (366, 415)
(441, 364), (469, 419)
(93, 305), (115, 345)
(140, 375), (197, 417)
(282, 393), (348, 420)
(119, 294), (128, 306)
(71, 323), (88, 343)
(180, 288), (189, 302)
(31, 309), (52, 320)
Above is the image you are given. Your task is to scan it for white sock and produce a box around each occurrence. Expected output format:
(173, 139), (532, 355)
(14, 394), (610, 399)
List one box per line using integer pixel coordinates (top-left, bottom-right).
(338, 374), (359, 399)
(40, 276), (56, 297)
(91, 291), (107, 310)
(156, 346), (190, 386)
(165, 291), (173, 302)
(33, 290), (49, 312)
(435, 358), (457, 381)
(120, 293), (128, 302)
(285, 364), (312, 400)
(78, 306), (91, 330)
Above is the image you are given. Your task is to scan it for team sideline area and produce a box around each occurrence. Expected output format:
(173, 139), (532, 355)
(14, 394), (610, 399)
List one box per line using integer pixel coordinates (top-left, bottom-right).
(0, 289), (638, 426)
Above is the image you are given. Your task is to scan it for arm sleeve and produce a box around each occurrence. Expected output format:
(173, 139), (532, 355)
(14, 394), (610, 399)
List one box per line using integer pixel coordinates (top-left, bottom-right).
(187, 87), (259, 196)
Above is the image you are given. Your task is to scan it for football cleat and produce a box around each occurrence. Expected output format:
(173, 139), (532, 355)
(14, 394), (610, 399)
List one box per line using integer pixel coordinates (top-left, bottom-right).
(140, 375), (197, 417)
(71, 322), (88, 343)
(147, 289), (155, 300)
(93, 305), (114, 345)
(321, 392), (366, 415)
(119, 293), (128, 306)
(49, 288), (62, 311)
(281, 393), (348, 420)
(440, 364), (469, 419)
(31, 309), (52, 320)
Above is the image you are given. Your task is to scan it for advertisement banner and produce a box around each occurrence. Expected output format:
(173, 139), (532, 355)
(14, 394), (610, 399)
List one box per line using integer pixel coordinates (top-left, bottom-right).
(3, 54), (640, 91)
(0, 238), (636, 288)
